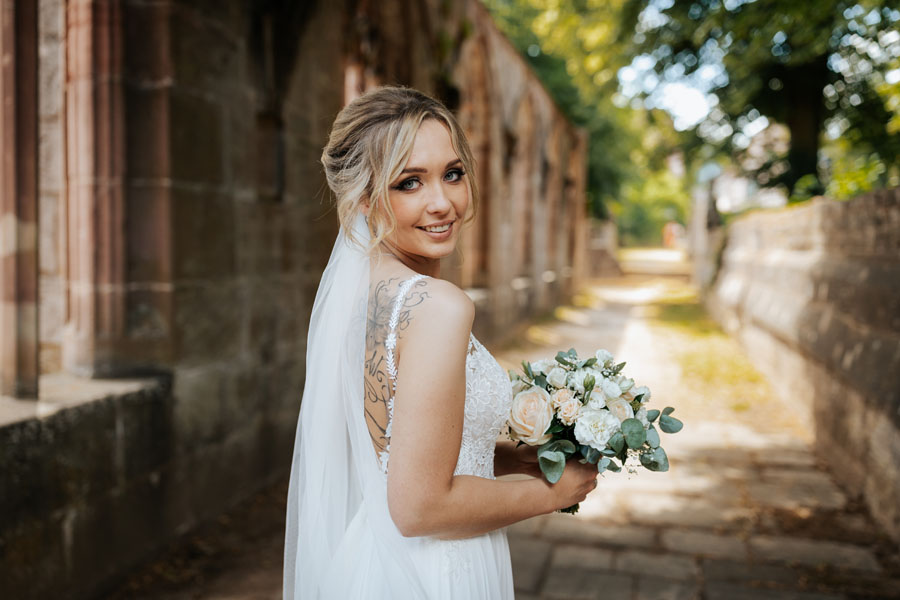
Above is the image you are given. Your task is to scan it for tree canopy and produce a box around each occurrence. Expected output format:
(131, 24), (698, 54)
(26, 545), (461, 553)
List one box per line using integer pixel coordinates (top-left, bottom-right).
(619, 0), (900, 197)
(484, 0), (694, 243)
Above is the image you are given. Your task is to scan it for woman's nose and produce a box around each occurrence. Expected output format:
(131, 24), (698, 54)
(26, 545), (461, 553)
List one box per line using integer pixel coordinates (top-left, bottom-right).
(426, 183), (452, 213)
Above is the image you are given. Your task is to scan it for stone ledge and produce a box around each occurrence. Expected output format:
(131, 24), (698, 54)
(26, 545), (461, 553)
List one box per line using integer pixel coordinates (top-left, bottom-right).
(0, 372), (167, 428)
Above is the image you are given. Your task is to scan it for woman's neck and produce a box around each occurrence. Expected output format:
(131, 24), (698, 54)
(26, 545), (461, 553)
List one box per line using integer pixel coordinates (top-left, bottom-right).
(374, 243), (441, 278)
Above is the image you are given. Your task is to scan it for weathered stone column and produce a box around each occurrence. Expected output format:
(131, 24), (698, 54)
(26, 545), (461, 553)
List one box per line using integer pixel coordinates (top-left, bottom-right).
(0, 0), (39, 397)
(63, 0), (127, 376)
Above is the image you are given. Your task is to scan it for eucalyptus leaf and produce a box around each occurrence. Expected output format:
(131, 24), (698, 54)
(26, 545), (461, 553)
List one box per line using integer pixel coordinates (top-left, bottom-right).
(580, 446), (602, 464)
(613, 361), (626, 374)
(609, 432), (625, 454)
(639, 447), (669, 472)
(662, 406), (675, 416)
(567, 347), (577, 357)
(659, 415), (683, 434)
(600, 448), (617, 456)
(597, 456), (611, 474)
(621, 418), (646, 449)
(534, 374), (548, 389)
(540, 439), (577, 455)
(555, 352), (574, 367)
(538, 450), (566, 483)
(606, 459), (621, 472)
(583, 357), (598, 368)
(523, 361), (534, 380)
(646, 425), (660, 448)
(646, 409), (660, 422)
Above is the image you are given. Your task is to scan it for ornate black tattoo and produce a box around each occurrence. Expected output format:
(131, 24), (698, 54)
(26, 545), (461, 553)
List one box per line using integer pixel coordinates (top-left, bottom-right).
(364, 277), (429, 459)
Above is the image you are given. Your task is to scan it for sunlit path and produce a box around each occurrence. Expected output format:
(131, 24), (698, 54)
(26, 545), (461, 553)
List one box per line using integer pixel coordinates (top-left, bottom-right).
(497, 251), (900, 600)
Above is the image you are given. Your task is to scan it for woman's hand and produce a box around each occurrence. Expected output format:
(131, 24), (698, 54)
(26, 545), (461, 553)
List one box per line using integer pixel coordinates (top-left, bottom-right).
(493, 441), (542, 478)
(544, 459), (599, 512)
(513, 444), (542, 479)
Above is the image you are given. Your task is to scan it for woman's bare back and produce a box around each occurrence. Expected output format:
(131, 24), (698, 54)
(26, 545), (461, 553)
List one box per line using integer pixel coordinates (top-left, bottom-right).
(363, 261), (431, 465)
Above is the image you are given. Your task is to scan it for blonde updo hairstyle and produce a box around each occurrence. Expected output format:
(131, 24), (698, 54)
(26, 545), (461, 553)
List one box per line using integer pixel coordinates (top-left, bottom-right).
(321, 86), (478, 253)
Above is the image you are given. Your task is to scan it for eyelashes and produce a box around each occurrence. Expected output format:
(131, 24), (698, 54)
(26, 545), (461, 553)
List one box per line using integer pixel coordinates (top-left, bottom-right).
(391, 168), (466, 192)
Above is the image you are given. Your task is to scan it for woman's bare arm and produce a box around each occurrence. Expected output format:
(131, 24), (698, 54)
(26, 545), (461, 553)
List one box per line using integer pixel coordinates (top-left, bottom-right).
(385, 279), (597, 539)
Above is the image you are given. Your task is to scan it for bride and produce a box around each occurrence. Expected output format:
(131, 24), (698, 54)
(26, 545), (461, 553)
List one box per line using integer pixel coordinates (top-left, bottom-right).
(282, 86), (599, 599)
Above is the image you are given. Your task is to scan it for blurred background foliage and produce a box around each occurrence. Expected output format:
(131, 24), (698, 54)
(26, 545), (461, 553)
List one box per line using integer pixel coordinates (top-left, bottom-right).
(483, 0), (900, 245)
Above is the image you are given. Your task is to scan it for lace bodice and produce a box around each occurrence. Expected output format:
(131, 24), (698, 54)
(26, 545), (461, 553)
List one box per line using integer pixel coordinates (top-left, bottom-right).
(379, 274), (513, 479)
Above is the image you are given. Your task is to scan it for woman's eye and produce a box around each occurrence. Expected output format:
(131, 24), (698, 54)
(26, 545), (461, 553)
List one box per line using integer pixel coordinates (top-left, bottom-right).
(444, 169), (465, 182)
(394, 177), (421, 191)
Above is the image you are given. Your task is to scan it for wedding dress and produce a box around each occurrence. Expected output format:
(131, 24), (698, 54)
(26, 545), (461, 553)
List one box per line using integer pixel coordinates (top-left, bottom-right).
(283, 214), (515, 599)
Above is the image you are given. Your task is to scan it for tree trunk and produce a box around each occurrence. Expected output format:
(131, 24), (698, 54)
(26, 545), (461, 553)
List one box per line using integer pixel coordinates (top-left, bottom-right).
(783, 57), (829, 195)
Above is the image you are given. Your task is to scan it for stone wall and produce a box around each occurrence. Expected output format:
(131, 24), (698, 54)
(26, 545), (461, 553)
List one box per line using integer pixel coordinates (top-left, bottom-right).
(0, 0), (587, 598)
(707, 189), (900, 540)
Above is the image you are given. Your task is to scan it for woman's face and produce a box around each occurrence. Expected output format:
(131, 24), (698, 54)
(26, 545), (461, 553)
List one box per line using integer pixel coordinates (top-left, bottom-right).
(378, 119), (469, 265)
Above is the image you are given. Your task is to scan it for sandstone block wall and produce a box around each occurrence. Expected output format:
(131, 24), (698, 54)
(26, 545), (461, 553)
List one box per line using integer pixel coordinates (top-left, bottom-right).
(707, 189), (900, 540)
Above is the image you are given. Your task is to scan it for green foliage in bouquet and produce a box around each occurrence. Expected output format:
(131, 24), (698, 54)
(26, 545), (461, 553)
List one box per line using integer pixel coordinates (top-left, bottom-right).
(508, 347), (684, 514)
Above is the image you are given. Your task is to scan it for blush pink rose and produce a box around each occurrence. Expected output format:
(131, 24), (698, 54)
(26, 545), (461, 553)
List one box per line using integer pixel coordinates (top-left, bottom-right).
(509, 387), (554, 446)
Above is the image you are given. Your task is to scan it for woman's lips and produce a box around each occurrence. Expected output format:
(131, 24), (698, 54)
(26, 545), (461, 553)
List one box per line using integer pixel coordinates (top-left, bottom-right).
(417, 220), (454, 240)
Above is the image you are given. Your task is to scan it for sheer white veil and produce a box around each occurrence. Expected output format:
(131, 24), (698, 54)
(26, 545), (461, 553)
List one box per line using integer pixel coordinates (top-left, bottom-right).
(283, 213), (429, 599)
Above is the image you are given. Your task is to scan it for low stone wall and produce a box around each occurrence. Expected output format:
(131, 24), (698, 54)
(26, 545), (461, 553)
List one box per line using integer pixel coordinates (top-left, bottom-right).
(707, 189), (900, 540)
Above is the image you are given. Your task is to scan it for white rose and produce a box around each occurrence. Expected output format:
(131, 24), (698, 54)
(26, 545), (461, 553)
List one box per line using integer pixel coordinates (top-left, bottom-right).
(615, 375), (635, 393)
(509, 387), (554, 446)
(557, 396), (582, 426)
(635, 406), (650, 429)
(600, 378), (622, 401)
(606, 398), (635, 423)
(595, 348), (614, 366)
(550, 387), (575, 410)
(574, 408), (621, 451)
(547, 367), (568, 388)
(531, 358), (555, 375)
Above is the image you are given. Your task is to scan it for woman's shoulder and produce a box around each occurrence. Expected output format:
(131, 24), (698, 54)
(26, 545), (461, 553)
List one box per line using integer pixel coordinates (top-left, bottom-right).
(415, 276), (474, 322)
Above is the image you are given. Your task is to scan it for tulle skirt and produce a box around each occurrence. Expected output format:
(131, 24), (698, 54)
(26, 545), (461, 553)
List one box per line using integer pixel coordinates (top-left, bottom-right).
(319, 498), (514, 599)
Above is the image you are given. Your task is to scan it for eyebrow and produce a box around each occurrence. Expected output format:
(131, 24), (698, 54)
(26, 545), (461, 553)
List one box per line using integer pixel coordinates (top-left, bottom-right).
(400, 158), (462, 175)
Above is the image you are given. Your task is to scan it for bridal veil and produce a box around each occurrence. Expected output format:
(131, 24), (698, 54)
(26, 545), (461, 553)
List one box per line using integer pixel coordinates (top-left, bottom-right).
(283, 213), (431, 598)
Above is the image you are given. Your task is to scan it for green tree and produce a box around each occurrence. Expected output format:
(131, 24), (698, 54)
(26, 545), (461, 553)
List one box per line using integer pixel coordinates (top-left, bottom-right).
(620, 0), (900, 196)
(484, 0), (694, 239)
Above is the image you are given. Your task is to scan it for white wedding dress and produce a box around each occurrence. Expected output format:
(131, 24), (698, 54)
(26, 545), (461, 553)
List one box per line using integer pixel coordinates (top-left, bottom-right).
(283, 217), (516, 600)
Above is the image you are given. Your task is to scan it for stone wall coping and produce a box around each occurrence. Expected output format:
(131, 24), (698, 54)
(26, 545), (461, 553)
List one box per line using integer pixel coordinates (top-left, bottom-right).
(728, 191), (900, 230)
(0, 373), (165, 429)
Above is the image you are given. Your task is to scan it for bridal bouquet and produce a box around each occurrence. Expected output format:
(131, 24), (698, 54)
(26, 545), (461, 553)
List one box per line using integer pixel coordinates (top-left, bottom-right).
(507, 348), (683, 514)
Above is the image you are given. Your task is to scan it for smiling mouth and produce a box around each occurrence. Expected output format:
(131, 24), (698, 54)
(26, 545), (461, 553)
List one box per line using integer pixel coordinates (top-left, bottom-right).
(417, 221), (454, 233)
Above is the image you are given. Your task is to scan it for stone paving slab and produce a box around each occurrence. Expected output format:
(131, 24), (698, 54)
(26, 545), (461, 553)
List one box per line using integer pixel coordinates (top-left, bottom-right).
(540, 515), (657, 549)
(700, 559), (804, 585)
(747, 479), (846, 511)
(705, 582), (847, 600)
(748, 535), (882, 572)
(660, 529), (749, 561)
(541, 568), (632, 600)
(635, 576), (700, 600)
(550, 544), (615, 570)
(615, 549), (699, 581)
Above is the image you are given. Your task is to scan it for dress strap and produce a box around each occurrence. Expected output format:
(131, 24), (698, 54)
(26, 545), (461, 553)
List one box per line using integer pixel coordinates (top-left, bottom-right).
(380, 273), (428, 473)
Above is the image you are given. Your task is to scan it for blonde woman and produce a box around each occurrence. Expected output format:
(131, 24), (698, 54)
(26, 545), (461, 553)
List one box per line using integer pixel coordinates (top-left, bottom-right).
(283, 86), (599, 599)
